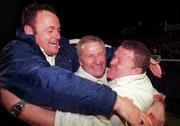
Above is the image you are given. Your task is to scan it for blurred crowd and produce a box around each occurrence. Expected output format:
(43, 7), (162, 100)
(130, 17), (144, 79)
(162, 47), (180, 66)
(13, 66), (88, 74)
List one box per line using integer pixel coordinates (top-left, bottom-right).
(107, 32), (180, 59)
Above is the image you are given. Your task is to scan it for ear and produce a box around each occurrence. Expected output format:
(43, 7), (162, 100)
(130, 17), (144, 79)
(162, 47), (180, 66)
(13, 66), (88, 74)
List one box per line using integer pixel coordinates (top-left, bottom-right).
(24, 25), (34, 35)
(78, 56), (84, 66)
(79, 58), (83, 66)
(133, 67), (142, 74)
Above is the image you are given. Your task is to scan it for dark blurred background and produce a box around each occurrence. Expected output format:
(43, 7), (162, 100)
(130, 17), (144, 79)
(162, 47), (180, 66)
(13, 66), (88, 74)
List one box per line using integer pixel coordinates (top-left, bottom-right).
(0, 0), (180, 125)
(1, 1), (180, 50)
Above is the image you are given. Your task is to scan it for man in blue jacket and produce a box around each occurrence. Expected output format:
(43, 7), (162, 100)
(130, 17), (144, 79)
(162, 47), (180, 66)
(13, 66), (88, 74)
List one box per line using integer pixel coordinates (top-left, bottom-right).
(0, 3), (162, 126)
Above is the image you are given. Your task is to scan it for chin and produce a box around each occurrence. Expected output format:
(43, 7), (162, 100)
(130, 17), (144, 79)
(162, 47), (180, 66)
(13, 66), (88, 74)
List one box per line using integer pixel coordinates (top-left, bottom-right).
(107, 73), (115, 80)
(94, 74), (104, 78)
(51, 50), (59, 55)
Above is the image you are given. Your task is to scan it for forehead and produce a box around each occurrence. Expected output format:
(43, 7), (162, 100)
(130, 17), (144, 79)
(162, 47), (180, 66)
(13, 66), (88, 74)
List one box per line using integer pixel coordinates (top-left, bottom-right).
(35, 10), (60, 26)
(81, 41), (105, 51)
(79, 42), (105, 57)
(115, 47), (134, 58)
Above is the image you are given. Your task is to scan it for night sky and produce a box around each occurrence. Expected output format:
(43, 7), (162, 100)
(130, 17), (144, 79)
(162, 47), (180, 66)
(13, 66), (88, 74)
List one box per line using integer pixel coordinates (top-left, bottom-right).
(0, 0), (179, 49)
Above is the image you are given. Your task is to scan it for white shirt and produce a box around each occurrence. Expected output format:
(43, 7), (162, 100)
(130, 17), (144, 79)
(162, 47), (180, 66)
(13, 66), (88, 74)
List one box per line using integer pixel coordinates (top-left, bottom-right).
(55, 67), (157, 126)
(109, 73), (157, 111)
(108, 73), (158, 126)
(40, 47), (56, 66)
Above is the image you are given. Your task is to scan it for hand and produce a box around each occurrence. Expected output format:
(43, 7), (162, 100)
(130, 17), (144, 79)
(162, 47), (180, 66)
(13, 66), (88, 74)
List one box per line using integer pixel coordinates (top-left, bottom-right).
(145, 102), (165, 126)
(113, 96), (143, 126)
(0, 88), (21, 112)
(149, 57), (162, 78)
(140, 113), (151, 126)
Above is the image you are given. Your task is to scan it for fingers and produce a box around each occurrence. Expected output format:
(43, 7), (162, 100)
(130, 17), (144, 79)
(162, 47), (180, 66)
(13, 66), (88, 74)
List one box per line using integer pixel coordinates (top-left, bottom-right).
(150, 57), (160, 64)
(140, 113), (151, 126)
(149, 64), (162, 78)
(145, 102), (165, 126)
(154, 65), (162, 78)
(149, 57), (162, 78)
(152, 111), (165, 126)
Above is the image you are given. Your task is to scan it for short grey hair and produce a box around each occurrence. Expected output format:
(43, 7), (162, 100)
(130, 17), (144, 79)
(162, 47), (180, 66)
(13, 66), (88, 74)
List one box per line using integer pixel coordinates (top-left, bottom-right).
(76, 35), (105, 56)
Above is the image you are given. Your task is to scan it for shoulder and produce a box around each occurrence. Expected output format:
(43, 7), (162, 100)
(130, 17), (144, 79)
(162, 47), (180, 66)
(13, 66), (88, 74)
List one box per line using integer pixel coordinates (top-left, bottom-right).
(60, 36), (70, 46)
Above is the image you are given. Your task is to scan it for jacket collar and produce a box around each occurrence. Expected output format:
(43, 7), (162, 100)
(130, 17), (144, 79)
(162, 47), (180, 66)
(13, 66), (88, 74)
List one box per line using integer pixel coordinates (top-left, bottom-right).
(16, 27), (36, 44)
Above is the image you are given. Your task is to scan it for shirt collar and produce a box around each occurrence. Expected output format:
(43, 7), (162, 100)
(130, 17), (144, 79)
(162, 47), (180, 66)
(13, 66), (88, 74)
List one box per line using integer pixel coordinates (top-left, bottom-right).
(40, 47), (56, 66)
(109, 73), (147, 86)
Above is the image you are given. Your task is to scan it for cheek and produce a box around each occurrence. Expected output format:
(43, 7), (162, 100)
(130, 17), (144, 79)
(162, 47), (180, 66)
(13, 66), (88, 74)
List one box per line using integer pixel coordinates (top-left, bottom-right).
(39, 32), (50, 41)
(116, 65), (123, 70)
(35, 35), (44, 47)
(36, 34), (48, 45)
(99, 56), (106, 63)
(116, 64), (132, 76)
(81, 59), (92, 68)
(109, 66), (116, 74)
(115, 65), (124, 74)
(43, 35), (50, 43)
(107, 67), (116, 79)
(86, 59), (93, 65)
(101, 57), (106, 63)
(99, 59), (106, 66)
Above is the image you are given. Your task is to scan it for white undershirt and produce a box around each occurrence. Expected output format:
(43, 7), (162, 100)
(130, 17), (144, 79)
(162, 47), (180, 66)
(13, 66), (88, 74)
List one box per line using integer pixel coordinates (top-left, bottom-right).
(40, 48), (56, 66)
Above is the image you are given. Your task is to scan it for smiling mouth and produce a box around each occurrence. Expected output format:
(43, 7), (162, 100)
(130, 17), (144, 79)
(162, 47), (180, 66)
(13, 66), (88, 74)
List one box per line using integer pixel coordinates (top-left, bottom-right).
(92, 66), (103, 70)
(50, 43), (59, 47)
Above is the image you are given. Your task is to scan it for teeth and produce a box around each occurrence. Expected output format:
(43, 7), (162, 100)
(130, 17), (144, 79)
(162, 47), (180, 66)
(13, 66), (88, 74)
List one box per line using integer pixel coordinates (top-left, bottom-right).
(52, 44), (58, 47)
(93, 67), (102, 70)
(50, 42), (59, 47)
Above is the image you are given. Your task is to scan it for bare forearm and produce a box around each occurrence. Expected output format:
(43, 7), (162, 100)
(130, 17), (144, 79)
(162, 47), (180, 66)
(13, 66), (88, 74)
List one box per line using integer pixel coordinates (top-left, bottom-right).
(113, 96), (143, 126)
(19, 103), (55, 126)
(0, 89), (55, 126)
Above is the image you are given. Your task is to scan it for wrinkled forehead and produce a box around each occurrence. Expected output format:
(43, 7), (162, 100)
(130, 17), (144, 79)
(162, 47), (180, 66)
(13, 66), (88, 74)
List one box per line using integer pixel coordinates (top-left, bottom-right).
(79, 42), (105, 58)
(115, 47), (135, 58)
(81, 41), (105, 51)
(35, 10), (60, 24)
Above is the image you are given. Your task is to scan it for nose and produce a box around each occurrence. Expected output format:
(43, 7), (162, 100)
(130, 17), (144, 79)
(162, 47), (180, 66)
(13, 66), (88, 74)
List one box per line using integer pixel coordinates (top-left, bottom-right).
(54, 30), (60, 40)
(95, 56), (102, 65)
(96, 59), (101, 65)
(96, 57), (106, 67)
(110, 57), (118, 65)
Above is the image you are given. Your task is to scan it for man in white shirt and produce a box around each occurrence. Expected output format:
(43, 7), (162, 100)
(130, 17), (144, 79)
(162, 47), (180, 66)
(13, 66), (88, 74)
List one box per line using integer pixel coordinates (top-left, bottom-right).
(107, 40), (166, 126)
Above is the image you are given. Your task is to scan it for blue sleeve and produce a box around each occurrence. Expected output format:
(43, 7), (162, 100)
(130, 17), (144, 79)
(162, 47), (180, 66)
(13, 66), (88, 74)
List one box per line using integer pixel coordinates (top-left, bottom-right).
(0, 42), (117, 115)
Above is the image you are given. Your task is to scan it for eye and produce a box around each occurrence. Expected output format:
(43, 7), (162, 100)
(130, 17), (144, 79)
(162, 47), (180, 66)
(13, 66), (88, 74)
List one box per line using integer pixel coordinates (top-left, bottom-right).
(86, 55), (93, 59)
(47, 27), (55, 33)
(57, 28), (61, 33)
(47, 30), (53, 33)
(113, 55), (118, 60)
(98, 52), (105, 56)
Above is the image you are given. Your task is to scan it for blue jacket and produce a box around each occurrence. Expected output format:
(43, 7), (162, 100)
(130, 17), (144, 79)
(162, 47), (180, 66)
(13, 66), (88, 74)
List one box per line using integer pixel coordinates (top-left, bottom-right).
(0, 28), (117, 115)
